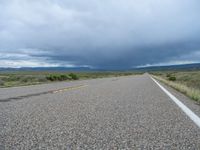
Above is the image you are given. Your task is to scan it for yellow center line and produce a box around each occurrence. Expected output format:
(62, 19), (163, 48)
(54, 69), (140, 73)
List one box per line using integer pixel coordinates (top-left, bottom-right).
(52, 85), (88, 94)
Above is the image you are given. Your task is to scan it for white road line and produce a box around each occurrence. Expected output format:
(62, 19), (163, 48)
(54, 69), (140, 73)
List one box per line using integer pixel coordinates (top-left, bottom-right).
(151, 77), (200, 128)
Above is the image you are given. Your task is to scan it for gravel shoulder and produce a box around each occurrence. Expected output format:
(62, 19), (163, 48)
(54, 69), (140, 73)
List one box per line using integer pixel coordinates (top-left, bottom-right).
(155, 78), (200, 123)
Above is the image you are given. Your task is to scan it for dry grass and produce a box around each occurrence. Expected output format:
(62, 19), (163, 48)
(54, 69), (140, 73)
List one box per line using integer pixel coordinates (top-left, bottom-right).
(0, 71), (140, 88)
(153, 75), (200, 103)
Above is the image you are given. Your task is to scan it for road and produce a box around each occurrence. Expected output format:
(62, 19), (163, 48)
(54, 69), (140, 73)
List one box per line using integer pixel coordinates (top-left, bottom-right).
(0, 74), (200, 149)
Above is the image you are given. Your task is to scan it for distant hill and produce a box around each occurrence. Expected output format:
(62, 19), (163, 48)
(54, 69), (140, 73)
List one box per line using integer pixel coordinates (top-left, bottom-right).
(134, 63), (200, 71)
(0, 63), (200, 72)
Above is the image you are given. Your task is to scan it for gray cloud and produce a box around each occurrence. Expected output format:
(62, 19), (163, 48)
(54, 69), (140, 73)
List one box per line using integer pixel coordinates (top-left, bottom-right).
(0, 0), (200, 68)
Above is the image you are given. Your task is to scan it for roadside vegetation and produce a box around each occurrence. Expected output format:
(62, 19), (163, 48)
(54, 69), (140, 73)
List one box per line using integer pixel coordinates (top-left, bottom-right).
(0, 71), (139, 88)
(151, 71), (200, 103)
(46, 73), (79, 81)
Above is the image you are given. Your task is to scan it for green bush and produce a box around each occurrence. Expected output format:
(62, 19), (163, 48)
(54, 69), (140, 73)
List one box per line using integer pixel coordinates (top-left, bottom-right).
(46, 75), (57, 81)
(168, 76), (176, 81)
(60, 74), (70, 80)
(46, 74), (73, 81)
(69, 73), (79, 80)
(46, 75), (52, 81)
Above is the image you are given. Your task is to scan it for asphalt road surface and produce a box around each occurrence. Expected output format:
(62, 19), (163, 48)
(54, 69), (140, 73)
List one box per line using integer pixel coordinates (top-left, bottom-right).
(0, 74), (200, 149)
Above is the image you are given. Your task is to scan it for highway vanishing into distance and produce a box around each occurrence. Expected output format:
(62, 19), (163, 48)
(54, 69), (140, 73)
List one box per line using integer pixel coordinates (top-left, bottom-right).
(0, 74), (200, 149)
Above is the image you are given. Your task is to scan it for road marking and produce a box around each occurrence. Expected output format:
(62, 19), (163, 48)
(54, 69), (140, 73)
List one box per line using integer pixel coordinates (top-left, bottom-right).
(0, 85), (88, 102)
(151, 77), (200, 128)
(52, 85), (88, 94)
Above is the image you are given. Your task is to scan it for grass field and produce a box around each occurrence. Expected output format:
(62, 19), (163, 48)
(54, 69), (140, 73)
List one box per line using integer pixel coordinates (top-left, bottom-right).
(151, 71), (200, 103)
(0, 71), (140, 88)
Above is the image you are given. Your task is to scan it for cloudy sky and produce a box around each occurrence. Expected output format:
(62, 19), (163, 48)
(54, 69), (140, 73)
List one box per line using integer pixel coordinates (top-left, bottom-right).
(0, 0), (200, 69)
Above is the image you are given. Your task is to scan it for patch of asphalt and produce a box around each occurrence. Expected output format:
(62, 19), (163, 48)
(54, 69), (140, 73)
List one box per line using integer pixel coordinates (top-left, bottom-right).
(0, 76), (124, 101)
(0, 85), (87, 103)
(0, 75), (199, 149)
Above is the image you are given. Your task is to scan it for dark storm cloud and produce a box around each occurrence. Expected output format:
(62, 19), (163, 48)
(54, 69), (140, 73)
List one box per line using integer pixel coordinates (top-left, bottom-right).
(0, 0), (200, 68)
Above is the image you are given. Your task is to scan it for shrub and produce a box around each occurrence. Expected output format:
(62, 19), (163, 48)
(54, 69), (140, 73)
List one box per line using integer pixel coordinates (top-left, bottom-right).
(60, 74), (70, 80)
(46, 74), (72, 81)
(46, 75), (57, 81)
(69, 73), (79, 80)
(46, 75), (51, 81)
(168, 76), (176, 81)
